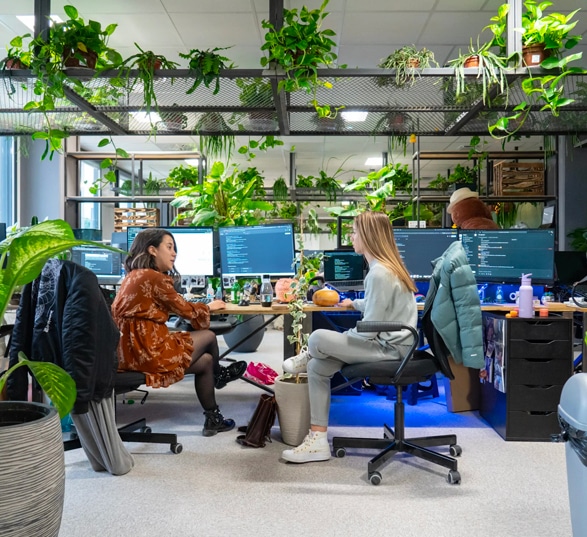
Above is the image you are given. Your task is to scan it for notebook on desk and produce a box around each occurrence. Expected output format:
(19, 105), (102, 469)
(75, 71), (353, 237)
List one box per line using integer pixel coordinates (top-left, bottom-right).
(322, 250), (365, 291)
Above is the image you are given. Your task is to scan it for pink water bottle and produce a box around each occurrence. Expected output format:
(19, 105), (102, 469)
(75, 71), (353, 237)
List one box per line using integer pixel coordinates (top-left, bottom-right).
(518, 273), (534, 318)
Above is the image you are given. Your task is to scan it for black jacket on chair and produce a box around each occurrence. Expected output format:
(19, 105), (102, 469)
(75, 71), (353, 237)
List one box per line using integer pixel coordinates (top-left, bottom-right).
(7, 259), (119, 414)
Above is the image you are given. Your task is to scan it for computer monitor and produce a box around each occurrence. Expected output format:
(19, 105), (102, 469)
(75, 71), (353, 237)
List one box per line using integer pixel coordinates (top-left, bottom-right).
(71, 246), (123, 285)
(127, 226), (215, 277)
(323, 250), (365, 285)
(393, 228), (459, 281)
(459, 229), (555, 284)
(218, 223), (295, 279)
(554, 251), (587, 285)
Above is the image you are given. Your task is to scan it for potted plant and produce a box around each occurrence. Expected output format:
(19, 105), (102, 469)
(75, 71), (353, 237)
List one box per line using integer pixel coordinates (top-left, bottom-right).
(448, 39), (511, 106)
(166, 164), (200, 189)
(516, 0), (581, 66)
(377, 45), (438, 87)
(273, 215), (317, 446)
(157, 108), (188, 132)
(194, 112), (236, 161)
(109, 43), (179, 125)
(171, 161), (272, 228)
(235, 77), (276, 129)
(0, 219), (102, 537)
(260, 0), (346, 119)
(10, 5), (121, 160)
(179, 46), (233, 95)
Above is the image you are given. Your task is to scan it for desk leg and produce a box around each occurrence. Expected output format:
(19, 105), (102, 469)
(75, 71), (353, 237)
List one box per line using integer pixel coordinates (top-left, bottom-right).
(283, 313), (313, 359)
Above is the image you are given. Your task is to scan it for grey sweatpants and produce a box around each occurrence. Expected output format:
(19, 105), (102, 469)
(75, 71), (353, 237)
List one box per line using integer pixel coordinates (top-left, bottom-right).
(307, 329), (410, 427)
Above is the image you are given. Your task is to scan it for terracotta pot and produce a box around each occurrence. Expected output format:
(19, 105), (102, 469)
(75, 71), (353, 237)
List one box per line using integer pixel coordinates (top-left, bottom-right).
(407, 58), (420, 68)
(63, 49), (97, 69)
(3, 58), (25, 69)
(464, 55), (480, 68)
(522, 44), (548, 67)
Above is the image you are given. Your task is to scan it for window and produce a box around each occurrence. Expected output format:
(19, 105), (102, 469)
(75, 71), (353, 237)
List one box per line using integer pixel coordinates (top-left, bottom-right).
(79, 161), (100, 229)
(0, 137), (16, 226)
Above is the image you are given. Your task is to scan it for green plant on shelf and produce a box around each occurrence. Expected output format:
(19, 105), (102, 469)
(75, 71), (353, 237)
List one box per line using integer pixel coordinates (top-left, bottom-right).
(170, 161), (272, 228)
(260, 0), (345, 118)
(179, 46), (234, 95)
(377, 45), (438, 87)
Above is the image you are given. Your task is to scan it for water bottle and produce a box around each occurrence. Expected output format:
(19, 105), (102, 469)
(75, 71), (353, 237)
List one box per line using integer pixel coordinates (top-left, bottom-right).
(495, 285), (504, 304)
(206, 279), (215, 300)
(260, 274), (273, 307)
(518, 273), (534, 318)
(231, 280), (240, 304)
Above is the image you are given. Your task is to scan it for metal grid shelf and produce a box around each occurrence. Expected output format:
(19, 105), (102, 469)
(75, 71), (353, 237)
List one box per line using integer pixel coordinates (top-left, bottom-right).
(1, 68), (586, 137)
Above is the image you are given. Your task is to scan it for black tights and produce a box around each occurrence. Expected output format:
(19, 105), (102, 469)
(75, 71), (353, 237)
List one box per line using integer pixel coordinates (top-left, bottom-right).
(184, 330), (221, 412)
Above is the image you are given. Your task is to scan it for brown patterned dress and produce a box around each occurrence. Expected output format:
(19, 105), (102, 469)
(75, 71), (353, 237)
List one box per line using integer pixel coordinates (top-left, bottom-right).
(111, 269), (210, 388)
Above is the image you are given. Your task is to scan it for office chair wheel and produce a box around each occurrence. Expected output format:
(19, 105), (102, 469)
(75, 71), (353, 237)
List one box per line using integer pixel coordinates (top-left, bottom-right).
(334, 447), (346, 458)
(171, 443), (183, 454)
(140, 426), (152, 434)
(368, 471), (382, 486)
(447, 470), (461, 485)
(449, 444), (462, 457)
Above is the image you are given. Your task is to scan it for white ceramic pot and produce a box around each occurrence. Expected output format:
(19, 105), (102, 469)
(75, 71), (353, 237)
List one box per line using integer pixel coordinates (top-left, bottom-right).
(273, 374), (311, 446)
(0, 401), (65, 537)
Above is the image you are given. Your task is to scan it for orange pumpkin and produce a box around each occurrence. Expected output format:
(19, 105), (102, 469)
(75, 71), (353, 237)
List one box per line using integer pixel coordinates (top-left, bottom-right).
(312, 289), (340, 307)
(275, 278), (297, 303)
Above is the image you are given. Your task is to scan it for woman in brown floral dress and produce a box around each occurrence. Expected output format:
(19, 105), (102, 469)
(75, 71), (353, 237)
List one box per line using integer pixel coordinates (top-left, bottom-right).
(112, 228), (246, 436)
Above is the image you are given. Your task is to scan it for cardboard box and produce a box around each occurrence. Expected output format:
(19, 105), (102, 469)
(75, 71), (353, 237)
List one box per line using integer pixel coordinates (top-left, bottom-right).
(443, 356), (481, 413)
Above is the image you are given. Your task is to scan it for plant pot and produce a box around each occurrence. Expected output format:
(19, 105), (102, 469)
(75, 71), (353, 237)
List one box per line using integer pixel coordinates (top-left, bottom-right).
(464, 55), (480, 68)
(222, 314), (266, 353)
(2, 58), (26, 69)
(273, 374), (311, 446)
(0, 401), (65, 537)
(522, 44), (548, 67)
(407, 58), (420, 68)
(63, 49), (98, 69)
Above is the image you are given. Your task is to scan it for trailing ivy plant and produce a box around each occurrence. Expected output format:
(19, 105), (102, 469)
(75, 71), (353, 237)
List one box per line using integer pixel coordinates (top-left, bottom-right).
(260, 0), (346, 118)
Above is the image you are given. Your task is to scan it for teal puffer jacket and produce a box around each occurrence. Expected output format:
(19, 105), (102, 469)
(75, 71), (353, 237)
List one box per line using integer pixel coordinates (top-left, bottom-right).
(423, 241), (484, 369)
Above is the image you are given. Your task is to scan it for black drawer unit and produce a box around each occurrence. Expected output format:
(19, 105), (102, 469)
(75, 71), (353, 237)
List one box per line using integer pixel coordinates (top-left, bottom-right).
(480, 314), (573, 441)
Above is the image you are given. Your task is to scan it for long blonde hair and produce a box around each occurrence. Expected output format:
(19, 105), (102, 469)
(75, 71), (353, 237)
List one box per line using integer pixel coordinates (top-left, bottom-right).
(355, 212), (417, 293)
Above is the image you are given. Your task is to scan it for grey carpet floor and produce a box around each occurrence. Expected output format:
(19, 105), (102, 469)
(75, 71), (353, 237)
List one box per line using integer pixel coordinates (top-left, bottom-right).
(60, 328), (574, 537)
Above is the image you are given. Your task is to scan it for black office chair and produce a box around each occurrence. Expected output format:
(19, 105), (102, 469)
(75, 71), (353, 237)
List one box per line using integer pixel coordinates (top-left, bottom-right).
(331, 320), (461, 486)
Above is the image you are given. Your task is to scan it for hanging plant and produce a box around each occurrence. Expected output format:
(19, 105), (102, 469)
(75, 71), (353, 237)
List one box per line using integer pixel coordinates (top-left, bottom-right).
(260, 0), (346, 118)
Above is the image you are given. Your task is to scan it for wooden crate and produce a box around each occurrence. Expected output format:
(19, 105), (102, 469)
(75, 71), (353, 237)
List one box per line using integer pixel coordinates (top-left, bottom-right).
(493, 161), (544, 196)
(114, 208), (159, 232)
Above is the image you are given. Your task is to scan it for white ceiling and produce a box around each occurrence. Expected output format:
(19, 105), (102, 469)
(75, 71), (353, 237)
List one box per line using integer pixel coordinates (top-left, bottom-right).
(0, 0), (584, 183)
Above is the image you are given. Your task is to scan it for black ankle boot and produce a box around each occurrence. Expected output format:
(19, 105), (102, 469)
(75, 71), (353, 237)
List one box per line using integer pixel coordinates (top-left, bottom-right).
(214, 361), (247, 390)
(202, 408), (236, 437)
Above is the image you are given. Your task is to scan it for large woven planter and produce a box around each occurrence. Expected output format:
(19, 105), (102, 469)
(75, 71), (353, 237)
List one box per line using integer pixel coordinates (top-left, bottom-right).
(274, 374), (311, 446)
(0, 401), (65, 537)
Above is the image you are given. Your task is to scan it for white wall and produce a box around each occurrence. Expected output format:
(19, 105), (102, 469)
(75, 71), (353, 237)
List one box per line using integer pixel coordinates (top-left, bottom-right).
(17, 139), (63, 226)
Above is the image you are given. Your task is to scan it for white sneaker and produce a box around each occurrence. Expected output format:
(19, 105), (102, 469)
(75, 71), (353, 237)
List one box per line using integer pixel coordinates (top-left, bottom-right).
(282, 348), (310, 374)
(282, 430), (331, 463)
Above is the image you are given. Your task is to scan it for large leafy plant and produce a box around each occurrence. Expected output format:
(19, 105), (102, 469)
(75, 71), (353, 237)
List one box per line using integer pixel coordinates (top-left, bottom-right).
(171, 161), (273, 227)
(0, 220), (120, 418)
(260, 0), (345, 118)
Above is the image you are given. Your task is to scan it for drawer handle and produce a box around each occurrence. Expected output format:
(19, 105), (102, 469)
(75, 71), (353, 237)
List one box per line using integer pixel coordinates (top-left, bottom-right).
(525, 411), (555, 416)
